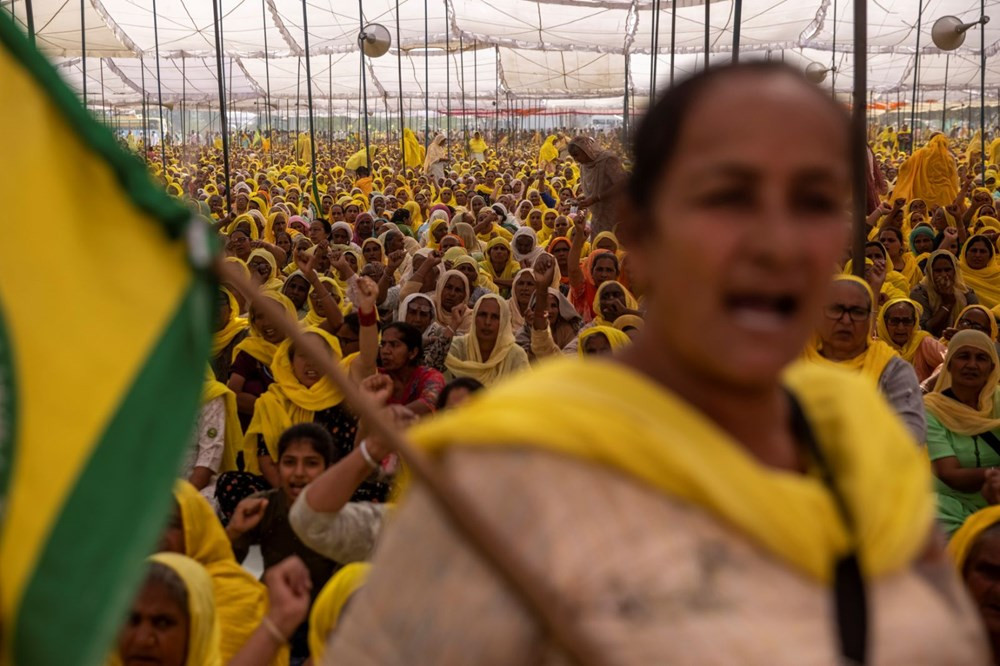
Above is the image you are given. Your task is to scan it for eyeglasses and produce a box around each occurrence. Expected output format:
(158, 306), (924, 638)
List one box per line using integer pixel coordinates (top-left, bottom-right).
(823, 305), (870, 322)
(886, 317), (915, 327)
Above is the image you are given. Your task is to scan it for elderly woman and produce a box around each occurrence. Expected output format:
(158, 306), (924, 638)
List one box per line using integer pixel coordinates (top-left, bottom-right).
(804, 276), (925, 442)
(327, 63), (985, 665)
(947, 506), (1000, 664)
(910, 249), (979, 337)
(925, 330), (1000, 535)
(875, 298), (946, 382)
(445, 294), (530, 386)
(959, 235), (1000, 309)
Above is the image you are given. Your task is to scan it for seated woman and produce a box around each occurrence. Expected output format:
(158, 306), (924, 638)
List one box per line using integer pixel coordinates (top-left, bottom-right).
(910, 249), (979, 337)
(282, 271), (312, 319)
(419, 269), (472, 373)
(212, 288), (249, 382)
(878, 227), (921, 288)
(959, 234), (1000, 310)
(226, 424), (340, 662)
(875, 298), (946, 382)
(507, 269), (535, 332)
(519, 257), (583, 360)
(568, 218), (621, 321)
(452, 255), (497, 305)
(804, 275), (926, 442)
(446, 294), (530, 386)
(577, 325), (632, 357)
(613, 314), (645, 341)
(946, 506), (1000, 665)
(925, 330), (1000, 536)
(479, 238), (520, 296)
(248, 248), (284, 292)
(377, 322), (446, 416)
(308, 563), (372, 666)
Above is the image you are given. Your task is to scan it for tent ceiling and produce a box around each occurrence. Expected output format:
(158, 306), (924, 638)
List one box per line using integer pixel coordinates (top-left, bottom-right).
(9, 0), (1000, 107)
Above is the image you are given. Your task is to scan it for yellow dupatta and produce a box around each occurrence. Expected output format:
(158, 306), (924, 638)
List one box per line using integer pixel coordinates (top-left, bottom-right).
(232, 291), (297, 366)
(592, 280), (639, 327)
(173, 481), (288, 665)
(947, 505), (1000, 572)
(958, 235), (1000, 309)
(445, 294), (528, 385)
(248, 248), (283, 291)
(242, 328), (352, 470)
(212, 289), (249, 357)
(896, 251), (922, 288)
(577, 325), (632, 356)
(802, 275), (899, 383)
(202, 370), (244, 474)
(875, 298), (932, 363)
(409, 358), (933, 583)
(305, 277), (347, 327)
(924, 329), (1000, 436)
(479, 237), (520, 281)
(308, 562), (371, 662)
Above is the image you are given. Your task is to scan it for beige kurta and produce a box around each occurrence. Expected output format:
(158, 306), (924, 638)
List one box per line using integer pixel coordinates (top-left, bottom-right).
(324, 449), (988, 664)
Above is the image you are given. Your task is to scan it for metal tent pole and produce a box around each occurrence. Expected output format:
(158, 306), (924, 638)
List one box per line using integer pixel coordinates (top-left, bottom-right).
(358, 0), (372, 169)
(703, 0), (710, 71)
(460, 33), (467, 149)
(909, 0), (924, 154)
(424, 0), (429, 150)
(140, 56), (148, 159)
(25, 0), (34, 44)
(80, 0), (87, 108)
(981, 0), (986, 170)
(99, 57), (107, 125)
(495, 45), (500, 139)
(445, 0), (451, 160)
(212, 0), (232, 214)
(851, 0), (870, 294)
(300, 0), (320, 205)
(295, 56), (301, 136)
(262, 0), (273, 160)
(669, 0), (676, 85)
(397, 0), (405, 171)
(732, 0), (742, 63)
(942, 55), (949, 131)
(152, 0), (166, 168)
(830, 0), (837, 96)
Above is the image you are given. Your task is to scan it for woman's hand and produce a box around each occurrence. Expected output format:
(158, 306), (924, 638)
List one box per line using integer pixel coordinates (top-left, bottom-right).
(355, 276), (379, 313)
(449, 302), (468, 330)
(533, 253), (556, 287)
(295, 248), (319, 282)
(263, 556), (312, 639)
(387, 249), (407, 273)
(226, 497), (268, 540)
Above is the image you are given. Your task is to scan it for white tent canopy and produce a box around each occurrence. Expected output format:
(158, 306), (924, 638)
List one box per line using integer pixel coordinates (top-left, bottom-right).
(8, 0), (1000, 110)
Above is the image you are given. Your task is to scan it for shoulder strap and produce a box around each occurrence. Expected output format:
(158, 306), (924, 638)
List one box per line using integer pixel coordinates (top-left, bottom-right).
(787, 392), (868, 665)
(977, 429), (1000, 459)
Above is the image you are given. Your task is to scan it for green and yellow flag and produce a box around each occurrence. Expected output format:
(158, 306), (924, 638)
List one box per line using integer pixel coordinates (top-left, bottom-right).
(0, 13), (214, 666)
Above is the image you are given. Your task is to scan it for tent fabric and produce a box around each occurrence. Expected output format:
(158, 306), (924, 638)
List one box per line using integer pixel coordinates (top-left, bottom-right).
(11, 1), (1000, 107)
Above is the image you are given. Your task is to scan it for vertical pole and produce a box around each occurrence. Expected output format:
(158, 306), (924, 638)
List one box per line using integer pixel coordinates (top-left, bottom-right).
(474, 38), (478, 137)
(908, 0), (923, 154)
(396, 0), (405, 172)
(80, 0), (87, 109)
(358, 0), (372, 169)
(181, 57), (186, 153)
(211, 0), (232, 214)
(942, 54), (949, 132)
(981, 0), (986, 171)
(25, 0), (35, 44)
(329, 53), (333, 146)
(140, 56), (148, 160)
(669, 0), (676, 86)
(622, 54), (630, 144)
(424, 0), (429, 150)
(99, 57), (107, 126)
(495, 45), (500, 139)
(460, 33), (467, 150)
(732, 0), (742, 63)
(152, 0), (166, 169)
(300, 0), (320, 206)
(830, 0), (837, 97)
(851, 0), (869, 292)
(650, 0), (660, 100)
(295, 56), (301, 136)
(703, 0), (710, 71)
(262, 0), (272, 161)
(445, 0), (451, 160)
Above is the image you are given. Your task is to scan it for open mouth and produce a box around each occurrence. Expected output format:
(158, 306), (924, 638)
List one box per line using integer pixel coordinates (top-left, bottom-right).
(724, 293), (799, 333)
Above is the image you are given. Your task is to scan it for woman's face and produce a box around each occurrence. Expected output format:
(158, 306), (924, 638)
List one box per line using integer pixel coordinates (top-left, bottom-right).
(432, 223), (448, 242)
(248, 256), (271, 280)
(456, 263), (478, 288)
(583, 333), (613, 356)
(345, 205), (359, 224)
(933, 256), (957, 291)
(471, 198), (484, 216)
(883, 302), (916, 347)
(967, 239), (994, 270)
(455, 191), (468, 207)
(363, 243), (383, 264)
(291, 334), (328, 387)
(331, 227), (351, 245)
(216, 293), (232, 333)
(515, 235), (534, 255)
(475, 299), (502, 344)
(397, 189), (410, 204)
(878, 231), (902, 258)
(379, 327), (417, 371)
(356, 217), (374, 238)
(282, 275), (310, 310)
(913, 234), (934, 254)
(272, 216), (287, 236)
(627, 73), (850, 388)
(554, 217), (570, 237)
(819, 281), (871, 358)
(909, 199), (927, 215)
(405, 298), (434, 332)
(962, 530), (1000, 636)
(117, 579), (189, 666)
(514, 274), (536, 303)
(528, 210), (543, 229)
(528, 191), (541, 206)
(251, 307), (284, 344)
(330, 205), (345, 222)
(441, 236), (461, 252)
(596, 237), (618, 252)
(599, 283), (626, 321)
(864, 245), (886, 269)
(440, 190), (453, 203)
(275, 232), (292, 257)
(958, 308), (993, 335)
(441, 276), (467, 311)
(374, 199), (386, 215)
(229, 231), (251, 260)
(235, 193), (249, 213)
(518, 201), (532, 217)
(345, 253), (358, 271)
(948, 345), (994, 393)
(591, 256), (619, 286)
(489, 244), (510, 265)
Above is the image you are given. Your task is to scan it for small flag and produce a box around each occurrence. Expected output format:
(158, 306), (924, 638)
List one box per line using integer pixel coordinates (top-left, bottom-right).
(0, 13), (214, 666)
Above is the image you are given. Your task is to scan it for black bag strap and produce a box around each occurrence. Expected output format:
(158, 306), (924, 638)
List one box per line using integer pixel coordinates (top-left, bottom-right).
(787, 392), (868, 665)
(977, 429), (1000, 459)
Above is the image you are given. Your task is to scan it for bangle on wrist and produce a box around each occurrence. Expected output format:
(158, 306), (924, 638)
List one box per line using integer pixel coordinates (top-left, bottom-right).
(359, 440), (380, 470)
(262, 616), (287, 645)
(358, 307), (378, 327)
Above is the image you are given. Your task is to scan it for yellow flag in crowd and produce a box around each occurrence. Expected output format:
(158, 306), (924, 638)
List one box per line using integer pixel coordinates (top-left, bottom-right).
(0, 13), (214, 666)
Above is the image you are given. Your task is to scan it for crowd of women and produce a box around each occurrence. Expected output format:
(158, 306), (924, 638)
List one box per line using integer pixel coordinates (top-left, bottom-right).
(107, 60), (1000, 664)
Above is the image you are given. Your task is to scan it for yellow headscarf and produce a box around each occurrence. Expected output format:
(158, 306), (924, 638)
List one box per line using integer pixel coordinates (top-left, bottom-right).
(577, 325), (632, 356)
(592, 280), (639, 327)
(305, 276), (347, 326)
(243, 328), (351, 469)
(307, 562), (371, 662)
(226, 213), (260, 240)
(920, 249), (969, 327)
(212, 289), (250, 358)
(802, 275), (899, 383)
(958, 235), (1000, 309)
(248, 248), (284, 291)
(409, 358), (932, 583)
(875, 298), (931, 363)
(479, 237), (520, 281)
(892, 134), (960, 210)
(426, 217), (448, 250)
(172, 481), (288, 665)
(115, 553), (223, 666)
(947, 505), (1000, 572)
(265, 210), (287, 243)
(444, 294), (526, 385)
(924, 329), (1000, 436)
(538, 134), (559, 165)
(403, 200), (423, 227)
(232, 291), (298, 366)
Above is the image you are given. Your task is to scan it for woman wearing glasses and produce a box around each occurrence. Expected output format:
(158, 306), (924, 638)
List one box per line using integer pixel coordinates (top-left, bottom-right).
(805, 275), (926, 442)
